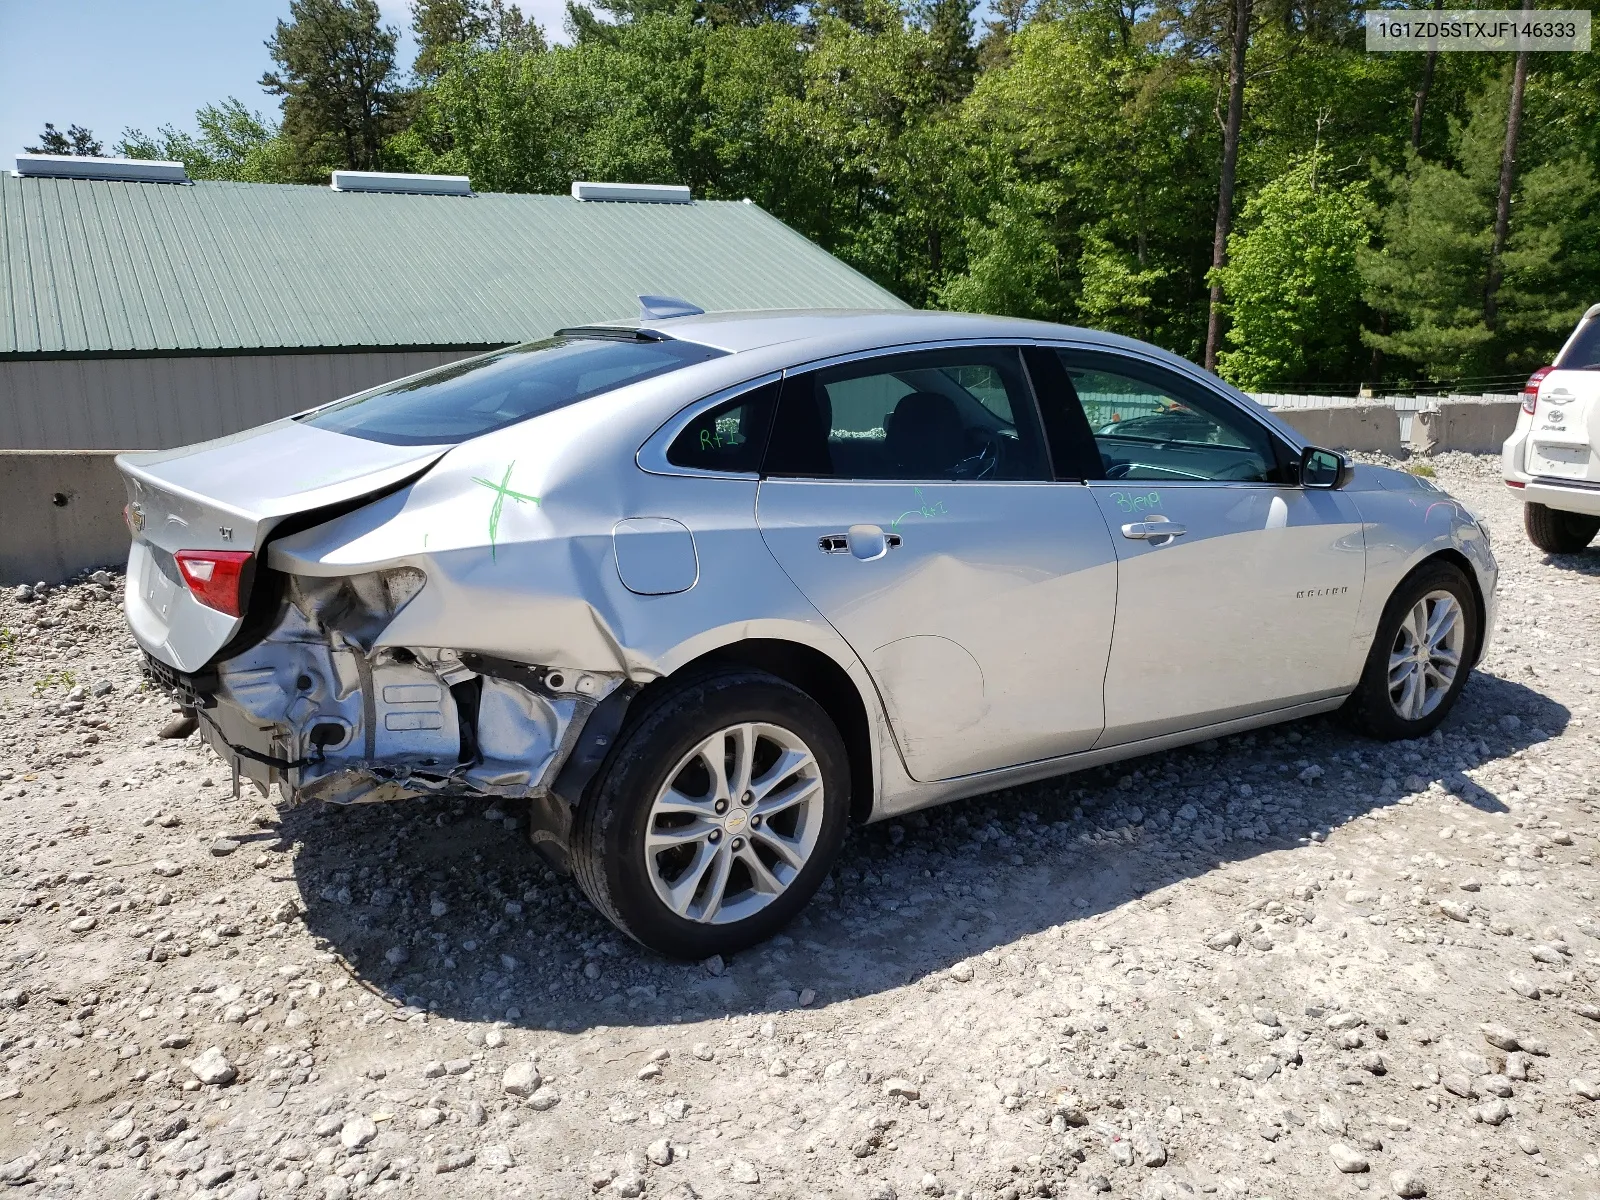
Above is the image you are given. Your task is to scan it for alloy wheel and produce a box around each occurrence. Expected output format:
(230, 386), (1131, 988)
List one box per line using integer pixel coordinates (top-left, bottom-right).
(1387, 590), (1465, 721)
(644, 722), (825, 925)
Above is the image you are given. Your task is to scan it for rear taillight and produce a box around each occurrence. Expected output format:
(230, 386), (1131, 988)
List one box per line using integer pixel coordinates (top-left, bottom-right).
(1522, 366), (1553, 414)
(174, 550), (253, 616)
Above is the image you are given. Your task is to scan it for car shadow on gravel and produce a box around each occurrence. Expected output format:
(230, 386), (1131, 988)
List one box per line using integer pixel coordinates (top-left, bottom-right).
(1536, 549), (1600, 575)
(285, 669), (1567, 1036)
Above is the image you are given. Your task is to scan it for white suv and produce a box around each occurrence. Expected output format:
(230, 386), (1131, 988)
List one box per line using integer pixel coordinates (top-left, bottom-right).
(1503, 302), (1600, 552)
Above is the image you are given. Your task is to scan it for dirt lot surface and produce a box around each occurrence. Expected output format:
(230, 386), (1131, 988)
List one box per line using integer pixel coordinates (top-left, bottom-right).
(2, 453), (1598, 1200)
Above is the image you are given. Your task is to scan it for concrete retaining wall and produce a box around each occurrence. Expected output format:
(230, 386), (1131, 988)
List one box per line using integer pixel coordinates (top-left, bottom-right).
(1269, 404), (1405, 455)
(1, 452), (130, 584)
(1407, 401), (1523, 455)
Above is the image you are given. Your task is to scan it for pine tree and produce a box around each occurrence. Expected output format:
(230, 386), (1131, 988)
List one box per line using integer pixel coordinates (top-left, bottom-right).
(25, 124), (104, 156)
(260, 0), (405, 172)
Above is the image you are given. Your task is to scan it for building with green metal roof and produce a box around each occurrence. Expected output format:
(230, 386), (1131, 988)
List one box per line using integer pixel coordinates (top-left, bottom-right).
(0, 162), (905, 451)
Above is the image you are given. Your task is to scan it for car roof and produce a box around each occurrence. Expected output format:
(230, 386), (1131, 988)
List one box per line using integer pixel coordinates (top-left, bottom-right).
(578, 308), (1097, 356)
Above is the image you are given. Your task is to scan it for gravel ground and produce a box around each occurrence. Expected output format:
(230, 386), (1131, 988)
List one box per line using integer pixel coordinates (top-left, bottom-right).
(1, 453), (1598, 1200)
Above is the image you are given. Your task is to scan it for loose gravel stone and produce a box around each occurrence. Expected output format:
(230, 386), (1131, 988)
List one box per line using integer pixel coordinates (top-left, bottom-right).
(188, 1046), (236, 1085)
(1390, 1167), (1427, 1197)
(1330, 1143), (1369, 1173)
(502, 1061), (540, 1096)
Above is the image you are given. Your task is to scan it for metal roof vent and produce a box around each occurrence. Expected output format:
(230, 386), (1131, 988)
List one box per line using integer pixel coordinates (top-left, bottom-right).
(13, 154), (188, 184)
(330, 170), (472, 196)
(571, 181), (692, 204)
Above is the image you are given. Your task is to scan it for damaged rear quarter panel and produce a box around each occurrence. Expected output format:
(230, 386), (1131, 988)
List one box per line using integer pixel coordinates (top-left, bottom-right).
(256, 373), (885, 807)
(268, 378), (861, 682)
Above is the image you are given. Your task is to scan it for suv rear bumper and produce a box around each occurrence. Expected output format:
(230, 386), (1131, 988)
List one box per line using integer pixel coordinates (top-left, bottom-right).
(1514, 477), (1600, 518)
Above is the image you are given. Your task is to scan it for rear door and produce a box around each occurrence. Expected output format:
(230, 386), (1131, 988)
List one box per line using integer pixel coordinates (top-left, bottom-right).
(754, 345), (1119, 781)
(1037, 347), (1366, 746)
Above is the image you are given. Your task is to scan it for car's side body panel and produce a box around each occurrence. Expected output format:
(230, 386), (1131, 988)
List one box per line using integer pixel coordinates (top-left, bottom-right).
(756, 476), (1119, 780)
(1085, 480), (1367, 745)
(1341, 467), (1499, 668)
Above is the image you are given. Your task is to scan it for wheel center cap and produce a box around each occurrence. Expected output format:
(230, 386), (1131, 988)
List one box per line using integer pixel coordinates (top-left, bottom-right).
(724, 809), (748, 834)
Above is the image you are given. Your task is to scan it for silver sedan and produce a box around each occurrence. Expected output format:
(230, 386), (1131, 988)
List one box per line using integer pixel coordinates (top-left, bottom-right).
(119, 307), (1499, 957)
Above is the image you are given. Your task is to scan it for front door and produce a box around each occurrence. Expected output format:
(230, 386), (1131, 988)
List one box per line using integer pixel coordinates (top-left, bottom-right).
(1045, 347), (1367, 745)
(755, 346), (1119, 781)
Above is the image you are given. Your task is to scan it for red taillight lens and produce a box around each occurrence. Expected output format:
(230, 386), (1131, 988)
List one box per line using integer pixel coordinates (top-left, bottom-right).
(174, 550), (253, 616)
(1522, 366), (1553, 414)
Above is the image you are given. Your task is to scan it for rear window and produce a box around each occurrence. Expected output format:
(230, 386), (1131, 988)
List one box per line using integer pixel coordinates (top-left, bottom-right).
(1555, 316), (1600, 370)
(300, 336), (726, 446)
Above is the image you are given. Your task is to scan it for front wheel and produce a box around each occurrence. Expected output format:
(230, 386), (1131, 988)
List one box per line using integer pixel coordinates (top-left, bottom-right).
(1345, 561), (1479, 740)
(570, 670), (850, 958)
(1524, 502), (1600, 553)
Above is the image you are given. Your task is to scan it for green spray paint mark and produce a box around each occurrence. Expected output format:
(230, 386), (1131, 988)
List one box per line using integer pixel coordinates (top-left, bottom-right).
(890, 486), (948, 533)
(471, 462), (541, 561)
(1112, 490), (1161, 513)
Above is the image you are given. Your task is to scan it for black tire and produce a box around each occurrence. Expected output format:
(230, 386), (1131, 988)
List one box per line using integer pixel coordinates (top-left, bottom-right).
(570, 669), (850, 959)
(1345, 560), (1479, 741)
(1524, 502), (1600, 554)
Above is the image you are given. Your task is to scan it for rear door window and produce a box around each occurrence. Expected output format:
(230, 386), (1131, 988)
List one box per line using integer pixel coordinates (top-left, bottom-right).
(763, 347), (1051, 481)
(301, 336), (725, 447)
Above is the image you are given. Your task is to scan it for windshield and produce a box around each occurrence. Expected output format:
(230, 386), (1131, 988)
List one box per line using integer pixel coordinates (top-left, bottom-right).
(1555, 316), (1600, 370)
(301, 335), (726, 446)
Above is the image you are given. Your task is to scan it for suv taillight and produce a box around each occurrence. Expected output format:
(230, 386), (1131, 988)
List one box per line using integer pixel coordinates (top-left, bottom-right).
(1522, 366), (1553, 414)
(174, 550), (253, 616)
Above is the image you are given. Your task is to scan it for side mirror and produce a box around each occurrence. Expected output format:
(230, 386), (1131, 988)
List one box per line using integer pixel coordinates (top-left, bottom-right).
(1300, 446), (1353, 489)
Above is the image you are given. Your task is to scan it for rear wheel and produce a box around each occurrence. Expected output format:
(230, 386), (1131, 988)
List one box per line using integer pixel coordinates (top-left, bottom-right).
(570, 670), (850, 958)
(1345, 561), (1478, 741)
(1524, 502), (1600, 553)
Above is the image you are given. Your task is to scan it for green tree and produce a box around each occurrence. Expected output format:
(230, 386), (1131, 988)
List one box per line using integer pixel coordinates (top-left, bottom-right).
(1212, 154), (1374, 390)
(25, 123), (103, 156)
(939, 183), (1064, 318)
(260, 0), (405, 173)
(946, 4), (1218, 350)
(411, 0), (542, 79)
(1361, 69), (1598, 380)
(118, 100), (298, 182)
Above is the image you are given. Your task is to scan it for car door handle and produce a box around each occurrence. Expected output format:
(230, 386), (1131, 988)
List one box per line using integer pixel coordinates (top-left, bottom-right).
(819, 526), (902, 559)
(1121, 521), (1188, 540)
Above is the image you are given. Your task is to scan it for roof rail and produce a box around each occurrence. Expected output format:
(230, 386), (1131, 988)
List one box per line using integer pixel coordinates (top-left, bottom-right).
(330, 170), (472, 196)
(571, 181), (692, 204)
(13, 154), (188, 184)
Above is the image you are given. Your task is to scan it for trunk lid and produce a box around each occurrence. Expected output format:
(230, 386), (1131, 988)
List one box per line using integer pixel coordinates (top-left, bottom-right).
(1527, 369), (1600, 484)
(118, 418), (448, 672)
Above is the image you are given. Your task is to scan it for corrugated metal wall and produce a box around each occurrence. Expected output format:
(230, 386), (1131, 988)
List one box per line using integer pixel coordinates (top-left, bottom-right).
(0, 350), (480, 450)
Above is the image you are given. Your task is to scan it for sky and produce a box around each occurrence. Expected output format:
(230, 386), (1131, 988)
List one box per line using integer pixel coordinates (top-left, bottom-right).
(0, 0), (570, 162)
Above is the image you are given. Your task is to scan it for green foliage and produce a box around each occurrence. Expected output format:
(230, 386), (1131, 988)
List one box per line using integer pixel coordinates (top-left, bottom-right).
(1214, 155), (1375, 390)
(411, 0), (544, 79)
(118, 100), (299, 183)
(31, 669), (75, 696)
(939, 185), (1064, 319)
(261, 0), (406, 173)
(25, 123), (103, 156)
(1361, 71), (1598, 380)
